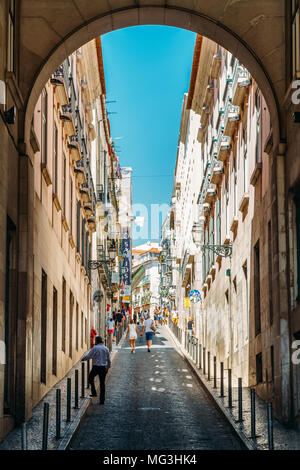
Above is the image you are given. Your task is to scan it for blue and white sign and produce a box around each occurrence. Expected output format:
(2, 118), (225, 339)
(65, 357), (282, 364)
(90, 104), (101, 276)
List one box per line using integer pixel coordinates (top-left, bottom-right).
(189, 289), (201, 303)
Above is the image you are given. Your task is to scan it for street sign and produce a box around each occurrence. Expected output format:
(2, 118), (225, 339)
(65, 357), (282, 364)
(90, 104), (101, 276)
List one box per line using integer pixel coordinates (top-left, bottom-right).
(189, 289), (201, 303)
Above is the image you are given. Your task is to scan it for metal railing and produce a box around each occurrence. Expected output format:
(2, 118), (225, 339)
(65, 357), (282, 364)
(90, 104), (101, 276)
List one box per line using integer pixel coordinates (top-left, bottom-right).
(168, 319), (275, 450)
(19, 318), (129, 450)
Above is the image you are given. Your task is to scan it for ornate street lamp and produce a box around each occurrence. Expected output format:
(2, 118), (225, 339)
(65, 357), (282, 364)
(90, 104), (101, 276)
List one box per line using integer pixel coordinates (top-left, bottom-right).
(88, 244), (116, 270)
(192, 222), (232, 258)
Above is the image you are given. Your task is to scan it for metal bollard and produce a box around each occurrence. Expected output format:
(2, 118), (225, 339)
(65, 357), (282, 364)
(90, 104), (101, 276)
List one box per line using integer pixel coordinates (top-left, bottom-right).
(66, 378), (71, 422)
(199, 344), (202, 369)
(74, 369), (79, 409)
(42, 402), (49, 450)
(213, 356), (217, 388)
(250, 388), (256, 439)
(203, 347), (206, 375)
(81, 362), (85, 398)
(87, 359), (90, 389)
(220, 362), (224, 397)
(21, 422), (27, 450)
(238, 378), (243, 422)
(207, 351), (211, 380)
(56, 389), (61, 440)
(267, 402), (274, 450)
(228, 369), (232, 408)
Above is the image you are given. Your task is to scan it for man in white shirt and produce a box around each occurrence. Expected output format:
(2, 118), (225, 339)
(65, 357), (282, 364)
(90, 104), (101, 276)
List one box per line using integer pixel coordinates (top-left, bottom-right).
(142, 314), (155, 352)
(82, 336), (111, 403)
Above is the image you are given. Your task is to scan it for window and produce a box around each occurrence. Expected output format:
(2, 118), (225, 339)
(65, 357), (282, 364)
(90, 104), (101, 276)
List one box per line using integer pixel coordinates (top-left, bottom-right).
(76, 302), (79, 351)
(225, 181), (229, 234)
(81, 219), (85, 266)
(294, 194), (300, 300)
(233, 155), (237, 215)
(62, 278), (66, 352)
(216, 199), (221, 244)
(70, 177), (73, 235)
(256, 352), (263, 384)
(52, 287), (57, 376)
(41, 89), (48, 165)
(209, 216), (214, 267)
(202, 252), (206, 284)
(254, 240), (261, 335)
(242, 260), (249, 341)
(7, 0), (15, 72)
(255, 90), (261, 164)
(243, 126), (248, 193)
(268, 221), (273, 324)
(76, 201), (81, 252)
(62, 154), (66, 215)
(291, 0), (300, 78)
(81, 311), (84, 349)
(85, 317), (87, 345)
(41, 270), (47, 384)
(271, 346), (275, 383)
(85, 231), (89, 272)
(69, 291), (74, 358)
(53, 124), (58, 194)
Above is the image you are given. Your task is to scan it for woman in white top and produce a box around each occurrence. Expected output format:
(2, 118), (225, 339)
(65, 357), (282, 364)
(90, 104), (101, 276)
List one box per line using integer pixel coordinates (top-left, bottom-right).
(126, 319), (142, 354)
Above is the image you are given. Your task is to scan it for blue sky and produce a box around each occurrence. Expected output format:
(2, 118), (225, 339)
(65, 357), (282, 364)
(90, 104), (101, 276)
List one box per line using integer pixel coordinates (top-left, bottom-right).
(101, 26), (196, 245)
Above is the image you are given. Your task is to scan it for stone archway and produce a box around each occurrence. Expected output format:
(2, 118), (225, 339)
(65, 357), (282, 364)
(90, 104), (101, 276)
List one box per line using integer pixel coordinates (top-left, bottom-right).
(22, 3), (284, 148)
(16, 1), (287, 425)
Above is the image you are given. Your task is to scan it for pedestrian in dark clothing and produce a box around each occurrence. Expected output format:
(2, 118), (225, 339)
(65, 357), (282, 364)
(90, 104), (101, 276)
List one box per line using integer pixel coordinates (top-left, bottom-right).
(116, 310), (123, 324)
(82, 336), (111, 404)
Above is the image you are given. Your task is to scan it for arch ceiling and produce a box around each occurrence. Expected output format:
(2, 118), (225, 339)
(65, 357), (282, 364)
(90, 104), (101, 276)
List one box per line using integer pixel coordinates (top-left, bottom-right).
(21, 1), (285, 145)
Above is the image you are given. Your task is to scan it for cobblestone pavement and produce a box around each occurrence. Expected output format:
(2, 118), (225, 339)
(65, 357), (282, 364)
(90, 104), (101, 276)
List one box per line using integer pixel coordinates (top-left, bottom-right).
(0, 338), (124, 450)
(169, 325), (300, 450)
(70, 326), (243, 450)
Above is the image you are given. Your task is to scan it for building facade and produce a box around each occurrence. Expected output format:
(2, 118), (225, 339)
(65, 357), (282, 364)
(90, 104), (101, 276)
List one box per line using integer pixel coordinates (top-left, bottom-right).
(0, 34), (124, 439)
(167, 34), (295, 424)
(132, 243), (161, 317)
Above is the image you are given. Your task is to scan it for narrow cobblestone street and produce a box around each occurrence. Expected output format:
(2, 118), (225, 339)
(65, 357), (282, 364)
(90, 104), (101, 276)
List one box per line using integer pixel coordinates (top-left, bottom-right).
(70, 326), (243, 450)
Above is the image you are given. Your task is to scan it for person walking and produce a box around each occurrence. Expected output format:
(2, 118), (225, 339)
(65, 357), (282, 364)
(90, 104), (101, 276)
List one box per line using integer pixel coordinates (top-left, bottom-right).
(142, 313), (156, 353)
(187, 317), (194, 343)
(82, 336), (111, 404)
(106, 316), (115, 351)
(126, 319), (142, 354)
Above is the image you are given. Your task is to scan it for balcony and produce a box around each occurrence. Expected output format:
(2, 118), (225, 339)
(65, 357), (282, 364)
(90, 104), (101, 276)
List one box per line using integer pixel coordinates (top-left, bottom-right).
(211, 161), (224, 184)
(239, 193), (250, 218)
(60, 103), (76, 135)
(74, 168), (86, 184)
(232, 63), (251, 107)
(79, 188), (90, 204)
(51, 66), (69, 106)
(68, 134), (81, 162)
(200, 105), (210, 127)
(230, 216), (239, 235)
(87, 217), (96, 232)
(88, 123), (96, 141)
(219, 135), (231, 161)
(203, 202), (211, 213)
(204, 183), (217, 204)
(224, 102), (240, 137)
(210, 50), (222, 79)
(83, 203), (93, 218)
(203, 83), (214, 110)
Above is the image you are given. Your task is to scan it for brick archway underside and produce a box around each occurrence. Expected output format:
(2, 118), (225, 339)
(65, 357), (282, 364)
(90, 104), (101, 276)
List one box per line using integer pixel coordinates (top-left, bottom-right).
(22, 2), (284, 146)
